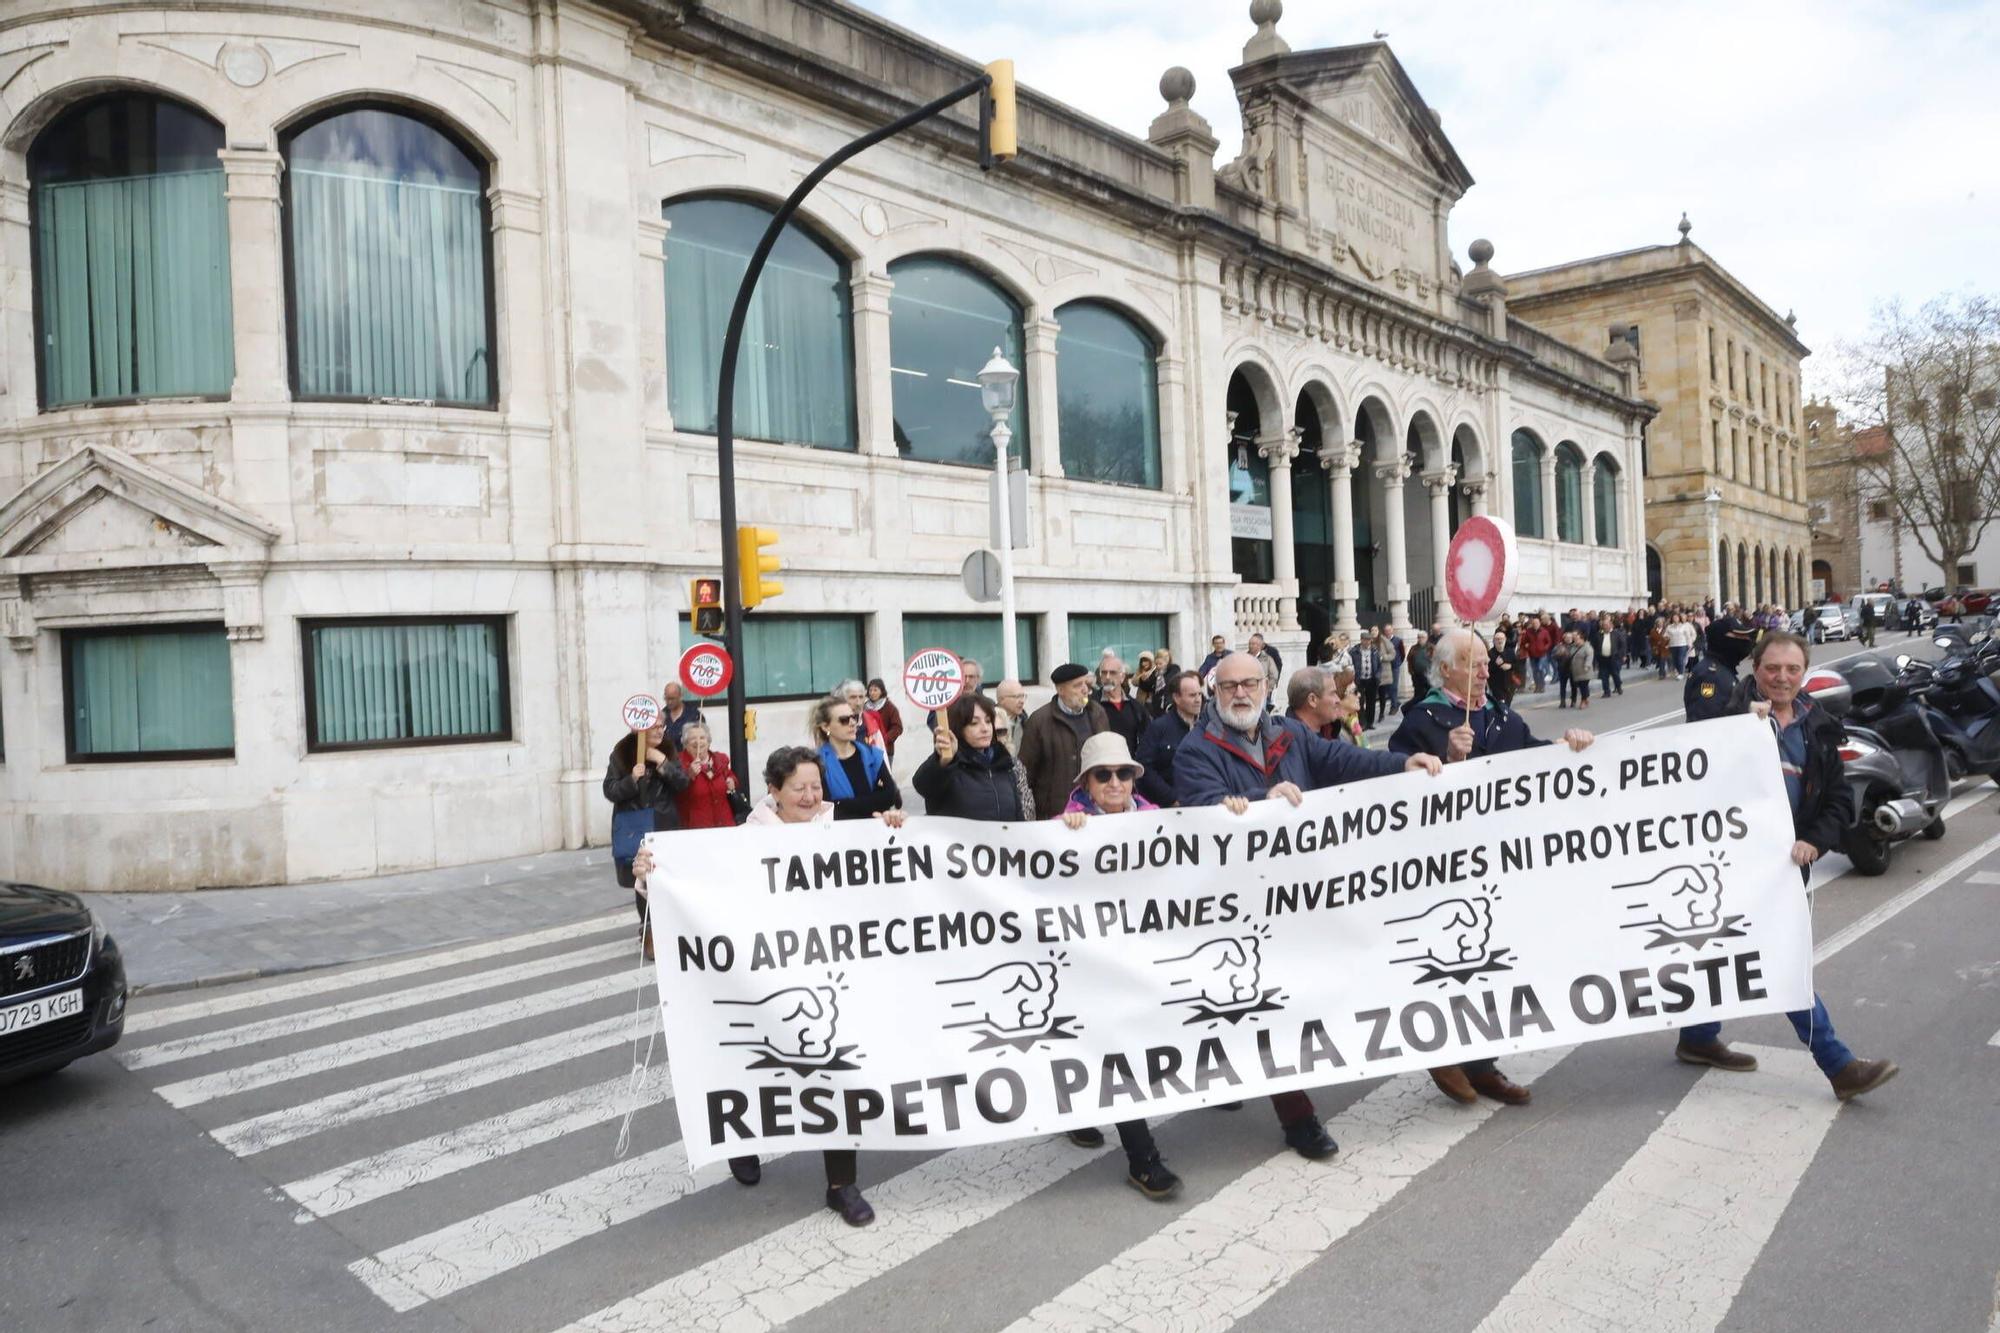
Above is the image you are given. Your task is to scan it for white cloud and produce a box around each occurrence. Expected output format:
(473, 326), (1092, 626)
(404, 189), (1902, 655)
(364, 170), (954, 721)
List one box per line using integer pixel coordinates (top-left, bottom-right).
(853, 0), (2000, 388)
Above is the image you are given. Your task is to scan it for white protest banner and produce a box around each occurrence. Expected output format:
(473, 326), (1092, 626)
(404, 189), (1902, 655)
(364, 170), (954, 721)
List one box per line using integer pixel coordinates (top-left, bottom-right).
(644, 715), (1810, 1169)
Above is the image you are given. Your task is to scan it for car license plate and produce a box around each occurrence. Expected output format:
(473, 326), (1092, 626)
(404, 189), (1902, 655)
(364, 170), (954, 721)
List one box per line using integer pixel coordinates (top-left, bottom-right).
(0, 988), (84, 1035)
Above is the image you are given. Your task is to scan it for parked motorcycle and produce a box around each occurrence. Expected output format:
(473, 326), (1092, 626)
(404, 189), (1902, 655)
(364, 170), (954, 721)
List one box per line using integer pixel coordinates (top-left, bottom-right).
(1802, 659), (1950, 876)
(1897, 639), (2000, 785)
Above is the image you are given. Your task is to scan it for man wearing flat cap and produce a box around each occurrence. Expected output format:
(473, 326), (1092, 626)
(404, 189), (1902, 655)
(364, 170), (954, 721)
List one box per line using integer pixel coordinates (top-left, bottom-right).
(1019, 663), (1108, 821)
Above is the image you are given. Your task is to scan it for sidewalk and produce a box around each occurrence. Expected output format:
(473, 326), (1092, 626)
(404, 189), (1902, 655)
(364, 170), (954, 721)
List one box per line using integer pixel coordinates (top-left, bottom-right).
(83, 848), (624, 996)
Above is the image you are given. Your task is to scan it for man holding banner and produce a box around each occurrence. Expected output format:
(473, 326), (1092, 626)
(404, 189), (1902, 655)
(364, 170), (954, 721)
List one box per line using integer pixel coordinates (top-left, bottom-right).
(1390, 628), (1594, 1106)
(1175, 652), (1444, 1159)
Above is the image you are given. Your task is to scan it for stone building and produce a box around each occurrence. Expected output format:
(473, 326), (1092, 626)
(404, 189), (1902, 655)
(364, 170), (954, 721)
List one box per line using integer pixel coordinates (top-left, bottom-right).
(0, 0), (1651, 890)
(1803, 400), (1864, 600)
(1506, 220), (1811, 608)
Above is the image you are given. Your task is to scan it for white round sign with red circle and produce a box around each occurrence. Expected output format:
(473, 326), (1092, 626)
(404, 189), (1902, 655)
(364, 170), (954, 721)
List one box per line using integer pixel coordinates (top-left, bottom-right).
(903, 647), (966, 711)
(621, 692), (661, 732)
(1445, 515), (1519, 624)
(678, 642), (734, 698)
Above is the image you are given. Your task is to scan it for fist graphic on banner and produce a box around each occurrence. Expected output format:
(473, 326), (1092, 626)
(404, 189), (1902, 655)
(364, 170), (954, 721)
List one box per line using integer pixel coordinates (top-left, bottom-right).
(1159, 936), (1263, 1010)
(1388, 897), (1495, 970)
(717, 985), (840, 1060)
(937, 960), (1059, 1035)
(1619, 863), (1724, 931)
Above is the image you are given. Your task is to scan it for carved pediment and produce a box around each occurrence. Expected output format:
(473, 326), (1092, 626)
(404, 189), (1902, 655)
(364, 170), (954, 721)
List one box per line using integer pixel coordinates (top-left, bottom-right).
(0, 444), (278, 561)
(1235, 44), (1473, 193)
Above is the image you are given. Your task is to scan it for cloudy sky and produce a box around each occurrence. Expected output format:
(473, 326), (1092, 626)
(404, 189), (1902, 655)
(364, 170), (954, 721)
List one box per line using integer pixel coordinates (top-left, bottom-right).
(852, 0), (1999, 389)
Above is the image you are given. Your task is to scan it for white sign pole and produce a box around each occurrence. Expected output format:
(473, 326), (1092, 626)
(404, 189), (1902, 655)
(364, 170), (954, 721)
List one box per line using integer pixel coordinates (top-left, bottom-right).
(992, 421), (1019, 682)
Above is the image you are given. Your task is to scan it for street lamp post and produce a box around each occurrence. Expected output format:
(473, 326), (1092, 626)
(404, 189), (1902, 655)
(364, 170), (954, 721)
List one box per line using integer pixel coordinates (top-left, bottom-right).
(978, 347), (1021, 682)
(1703, 488), (1723, 608)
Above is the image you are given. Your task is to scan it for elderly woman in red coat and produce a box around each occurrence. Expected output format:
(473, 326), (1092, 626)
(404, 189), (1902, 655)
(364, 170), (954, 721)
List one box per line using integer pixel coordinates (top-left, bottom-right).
(674, 720), (739, 829)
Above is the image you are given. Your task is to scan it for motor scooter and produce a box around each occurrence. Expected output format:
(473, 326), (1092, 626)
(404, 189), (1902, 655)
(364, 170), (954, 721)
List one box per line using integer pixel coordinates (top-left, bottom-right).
(1802, 660), (1950, 876)
(1898, 639), (2000, 784)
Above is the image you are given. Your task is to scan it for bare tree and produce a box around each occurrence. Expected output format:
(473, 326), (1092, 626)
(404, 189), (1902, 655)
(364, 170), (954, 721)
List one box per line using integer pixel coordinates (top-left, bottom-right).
(1834, 294), (2000, 588)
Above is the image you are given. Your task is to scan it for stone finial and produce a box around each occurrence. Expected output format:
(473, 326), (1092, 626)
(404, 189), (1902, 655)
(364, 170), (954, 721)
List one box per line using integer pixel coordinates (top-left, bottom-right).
(1160, 66), (1195, 108)
(1148, 62), (1218, 207)
(1244, 0), (1291, 62)
(1461, 238), (1505, 302)
(1677, 212), (1692, 242)
(1786, 309), (1798, 328)
(1468, 238), (1494, 266)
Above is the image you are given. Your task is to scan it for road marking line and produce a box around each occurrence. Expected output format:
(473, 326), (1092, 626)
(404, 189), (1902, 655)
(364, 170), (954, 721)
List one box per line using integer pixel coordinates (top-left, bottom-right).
(122, 940), (632, 1069)
(210, 1012), (637, 1155)
(350, 1139), (721, 1312)
(124, 913), (630, 1034)
(153, 969), (635, 1108)
(1816, 827), (2000, 964)
(556, 1131), (1124, 1332)
(1472, 1046), (1837, 1333)
(1970, 872), (2000, 885)
(1006, 1046), (1572, 1333)
(284, 1065), (674, 1220)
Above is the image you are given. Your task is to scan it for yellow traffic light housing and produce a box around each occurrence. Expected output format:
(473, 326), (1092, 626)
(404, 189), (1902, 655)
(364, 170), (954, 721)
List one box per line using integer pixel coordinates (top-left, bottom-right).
(737, 526), (782, 610)
(691, 576), (724, 637)
(982, 60), (1016, 169)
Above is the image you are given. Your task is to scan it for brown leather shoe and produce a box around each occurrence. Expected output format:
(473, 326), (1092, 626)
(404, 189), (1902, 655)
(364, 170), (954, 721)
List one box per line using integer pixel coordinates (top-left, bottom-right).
(1675, 1039), (1758, 1072)
(1466, 1068), (1532, 1105)
(642, 924), (655, 963)
(1429, 1065), (1478, 1104)
(1829, 1057), (1899, 1101)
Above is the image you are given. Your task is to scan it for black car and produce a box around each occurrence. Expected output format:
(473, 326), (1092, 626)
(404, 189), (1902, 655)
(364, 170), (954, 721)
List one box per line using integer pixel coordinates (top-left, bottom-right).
(1, 883), (127, 1085)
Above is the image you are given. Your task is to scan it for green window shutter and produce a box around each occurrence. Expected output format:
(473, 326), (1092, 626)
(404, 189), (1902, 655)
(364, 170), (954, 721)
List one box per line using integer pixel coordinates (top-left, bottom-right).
(67, 626), (233, 759)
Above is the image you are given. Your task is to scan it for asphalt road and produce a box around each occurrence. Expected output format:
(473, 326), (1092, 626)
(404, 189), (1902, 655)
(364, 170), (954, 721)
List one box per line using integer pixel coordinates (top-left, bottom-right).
(5, 633), (1997, 1333)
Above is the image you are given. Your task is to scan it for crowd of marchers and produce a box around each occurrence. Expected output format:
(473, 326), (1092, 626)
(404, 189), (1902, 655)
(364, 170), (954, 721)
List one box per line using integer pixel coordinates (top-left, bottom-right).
(613, 611), (1898, 1231)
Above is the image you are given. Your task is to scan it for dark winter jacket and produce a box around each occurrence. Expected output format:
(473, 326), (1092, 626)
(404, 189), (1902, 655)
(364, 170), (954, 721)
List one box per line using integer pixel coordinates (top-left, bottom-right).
(1135, 708), (1198, 807)
(817, 740), (901, 821)
(1389, 692), (1550, 760)
(603, 733), (689, 828)
(1096, 693), (1145, 749)
(913, 745), (1032, 822)
(1173, 712), (1404, 807)
(1019, 698), (1109, 821)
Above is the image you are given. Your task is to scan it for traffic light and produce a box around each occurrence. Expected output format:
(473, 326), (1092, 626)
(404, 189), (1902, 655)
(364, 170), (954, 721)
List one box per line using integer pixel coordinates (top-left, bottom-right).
(981, 60), (1016, 169)
(691, 577), (724, 638)
(737, 526), (782, 610)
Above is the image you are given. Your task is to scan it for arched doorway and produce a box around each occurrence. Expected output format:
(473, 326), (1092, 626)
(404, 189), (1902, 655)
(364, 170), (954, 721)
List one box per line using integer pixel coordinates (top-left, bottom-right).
(1718, 538), (1731, 604)
(1226, 367), (1281, 585)
(1812, 559), (1833, 602)
(1737, 545), (1749, 608)
(1646, 544), (1664, 604)
(1405, 411), (1444, 631)
(1449, 424), (1482, 534)
(1352, 397), (1394, 623)
(1292, 388), (1336, 658)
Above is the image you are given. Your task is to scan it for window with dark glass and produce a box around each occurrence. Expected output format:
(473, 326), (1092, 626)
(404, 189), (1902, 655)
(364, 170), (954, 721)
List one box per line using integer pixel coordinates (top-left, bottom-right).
(888, 257), (1027, 467)
(283, 107), (495, 406)
(1055, 301), (1159, 488)
(31, 94), (233, 408)
(663, 196), (855, 451)
(1593, 455), (1620, 547)
(1511, 430), (1545, 538)
(678, 614), (863, 702)
(1555, 442), (1585, 543)
(304, 617), (509, 751)
(1069, 615), (1168, 671)
(903, 614), (1037, 682)
(63, 623), (234, 761)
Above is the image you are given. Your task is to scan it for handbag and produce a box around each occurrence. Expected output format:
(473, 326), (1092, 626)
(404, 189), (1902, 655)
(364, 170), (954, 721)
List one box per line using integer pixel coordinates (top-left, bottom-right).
(727, 785), (752, 824)
(611, 808), (656, 863)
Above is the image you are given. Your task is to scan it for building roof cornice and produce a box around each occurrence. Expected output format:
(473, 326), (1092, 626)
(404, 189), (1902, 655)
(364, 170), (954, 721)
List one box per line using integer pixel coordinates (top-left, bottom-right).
(1507, 242), (1810, 358)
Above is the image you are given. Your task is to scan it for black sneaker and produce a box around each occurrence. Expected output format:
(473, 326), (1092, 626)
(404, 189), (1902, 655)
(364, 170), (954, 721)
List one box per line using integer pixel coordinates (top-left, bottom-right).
(1282, 1116), (1339, 1160)
(1126, 1155), (1183, 1201)
(825, 1183), (875, 1226)
(1067, 1127), (1106, 1148)
(728, 1155), (761, 1186)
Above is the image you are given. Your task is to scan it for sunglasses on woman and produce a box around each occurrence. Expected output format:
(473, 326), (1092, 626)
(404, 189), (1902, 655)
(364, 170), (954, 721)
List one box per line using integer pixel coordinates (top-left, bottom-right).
(1088, 766), (1139, 784)
(831, 714), (856, 725)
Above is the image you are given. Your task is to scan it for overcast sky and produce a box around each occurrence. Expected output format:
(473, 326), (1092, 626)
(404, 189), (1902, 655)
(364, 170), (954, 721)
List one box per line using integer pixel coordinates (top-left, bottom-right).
(851, 0), (1999, 391)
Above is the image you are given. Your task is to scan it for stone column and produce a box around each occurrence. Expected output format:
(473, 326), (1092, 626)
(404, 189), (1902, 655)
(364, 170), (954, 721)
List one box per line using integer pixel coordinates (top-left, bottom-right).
(851, 271), (898, 458)
(1260, 427), (1302, 627)
(1423, 464), (1459, 626)
(1580, 459), (1598, 548)
(1320, 440), (1363, 637)
(1461, 476), (1490, 518)
(1377, 453), (1413, 637)
(0, 180), (32, 423)
(635, 215), (671, 433)
(1025, 314), (1062, 480)
(1539, 450), (1558, 542)
(218, 149), (288, 402)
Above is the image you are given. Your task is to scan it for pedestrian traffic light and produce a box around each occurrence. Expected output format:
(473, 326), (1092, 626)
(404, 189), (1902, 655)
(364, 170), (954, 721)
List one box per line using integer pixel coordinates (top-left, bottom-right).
(737, 526), (782, 610)
(982, 59), (1016, 168)
(691, 577), (724, 638)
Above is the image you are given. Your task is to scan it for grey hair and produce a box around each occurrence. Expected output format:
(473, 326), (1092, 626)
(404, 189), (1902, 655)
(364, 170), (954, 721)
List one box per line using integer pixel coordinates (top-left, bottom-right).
(1286, 665), (1331, 713)
(836, 678), (866, 698)
(1433, 627), (1488, 674)
(680, 719), (711, 745)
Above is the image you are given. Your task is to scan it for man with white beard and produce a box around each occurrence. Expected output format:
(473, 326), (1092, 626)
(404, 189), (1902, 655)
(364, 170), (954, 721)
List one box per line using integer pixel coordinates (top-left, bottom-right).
(1175, 652), (1443, 1159)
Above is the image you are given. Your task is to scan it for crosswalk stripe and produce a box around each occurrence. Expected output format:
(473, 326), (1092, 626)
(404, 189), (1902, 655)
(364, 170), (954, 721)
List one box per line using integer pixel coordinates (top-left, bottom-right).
(1007, 1046), (1573, 1333)
(1472, 1045), (1836, 1332)
(555, 1132), (1121, 1332)
(125, 913), (631, 1035)
(284, 1065), (674, 1220)
(122, 940), (633, 1070)
(211, 1012), (639, 1155)
(154, 969), (637, 1108)
(350, 1140), (722, 1312)
(1815, 827), (2000, 965)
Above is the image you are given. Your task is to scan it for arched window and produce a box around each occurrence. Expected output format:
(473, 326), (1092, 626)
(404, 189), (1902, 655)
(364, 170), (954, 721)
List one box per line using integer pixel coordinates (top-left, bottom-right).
(31, 94), (233, 408)
(888, 256), (1027, 467)
(1593, 454), (1620, 547)
(664, 196), (854, 450)
(283, 106), (495, 406)
(1718, 538), (1731, 603)
(1554, 442), (1585, 543)
(1054, 300), (1158, 488)
(1510, 430), (1545, 538)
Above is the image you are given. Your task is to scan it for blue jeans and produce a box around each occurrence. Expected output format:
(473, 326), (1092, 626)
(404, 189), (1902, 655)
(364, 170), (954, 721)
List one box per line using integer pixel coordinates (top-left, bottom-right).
(1682, 993), (1854, 1078)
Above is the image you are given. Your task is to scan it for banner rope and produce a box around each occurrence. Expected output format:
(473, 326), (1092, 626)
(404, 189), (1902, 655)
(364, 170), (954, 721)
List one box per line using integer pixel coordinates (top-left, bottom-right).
(614, 887), (662, 1160)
